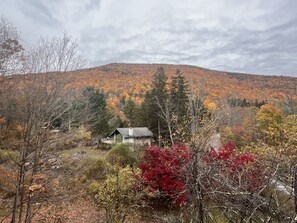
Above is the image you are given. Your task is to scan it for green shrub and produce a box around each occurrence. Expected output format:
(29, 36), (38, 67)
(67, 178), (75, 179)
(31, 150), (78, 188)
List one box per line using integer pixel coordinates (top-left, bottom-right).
(86, 159), (111, 180)
(106, 144), (136, 167)
(92, 166), (141, 223)
(87, 180), (101, 194)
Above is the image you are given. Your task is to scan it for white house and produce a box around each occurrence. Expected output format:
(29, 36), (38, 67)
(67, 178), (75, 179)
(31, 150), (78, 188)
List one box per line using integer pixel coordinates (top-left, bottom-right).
(104, 127), (153, 146)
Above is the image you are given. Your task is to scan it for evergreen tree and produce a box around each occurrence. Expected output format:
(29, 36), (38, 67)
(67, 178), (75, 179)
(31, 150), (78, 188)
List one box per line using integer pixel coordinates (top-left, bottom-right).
(170, 69), (190, 141)
(82, 86), (112, 136)
(242, 98), (247, 107)
(151, 67), (168, 103)
(139, 67), (169, 145)
(123, 98), (139, 127)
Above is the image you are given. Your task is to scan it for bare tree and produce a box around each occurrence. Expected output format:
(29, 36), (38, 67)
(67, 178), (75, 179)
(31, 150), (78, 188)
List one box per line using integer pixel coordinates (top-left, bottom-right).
(24, 32), (84, 74)
(280, 87), (297, 116)
(5, 32), (84, 223)
(184, 106), (272, 222)
(0, 16), (25, 128)
(0, 16), (24, 77)
(184, 105), (224, 223)
(155, 96), (175, 146)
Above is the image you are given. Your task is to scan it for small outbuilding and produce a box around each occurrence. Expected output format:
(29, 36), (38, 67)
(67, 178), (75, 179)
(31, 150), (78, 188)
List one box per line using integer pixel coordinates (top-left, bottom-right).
(103, 127), (153, 146)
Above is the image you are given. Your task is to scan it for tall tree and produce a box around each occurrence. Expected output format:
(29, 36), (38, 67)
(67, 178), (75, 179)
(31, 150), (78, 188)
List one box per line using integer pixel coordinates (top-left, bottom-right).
(279, 88), (297, 115)
(0, 17), (24, 126)
(3, 32), (84, 223)
(256, 104), (283, 145)
(82, 86), (111, 136)
(0, 16), (24, 76)
(123, 97), (139, 127)
(139, 67), (169, 145)
(170, 69), (190, 141)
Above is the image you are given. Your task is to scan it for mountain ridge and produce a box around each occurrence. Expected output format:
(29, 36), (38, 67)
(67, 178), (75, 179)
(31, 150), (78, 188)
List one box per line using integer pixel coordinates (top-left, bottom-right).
(83, 62), (297, 78)
(4, 63), (296, 112)
(67, 63), (297, 112)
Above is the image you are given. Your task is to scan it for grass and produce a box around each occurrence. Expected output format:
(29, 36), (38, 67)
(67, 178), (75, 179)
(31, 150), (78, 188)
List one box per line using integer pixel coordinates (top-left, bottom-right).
(60, 146), (108, 161)
(57, 146), (110, 180)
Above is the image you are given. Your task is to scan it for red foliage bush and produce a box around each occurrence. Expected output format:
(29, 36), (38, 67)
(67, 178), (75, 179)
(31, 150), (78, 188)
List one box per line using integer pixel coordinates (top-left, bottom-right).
(139, 142), (266, 206)
(139, 144), (191, 205)
(207, 142), (265, 192)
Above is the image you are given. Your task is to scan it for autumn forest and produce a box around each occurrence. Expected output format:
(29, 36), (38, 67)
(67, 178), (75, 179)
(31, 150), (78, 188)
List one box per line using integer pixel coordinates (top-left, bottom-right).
(1, 16), (297, 223)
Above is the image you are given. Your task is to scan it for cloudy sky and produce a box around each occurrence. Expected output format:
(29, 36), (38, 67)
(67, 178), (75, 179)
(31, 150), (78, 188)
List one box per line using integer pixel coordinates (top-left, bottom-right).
(1, 0), (297, 76)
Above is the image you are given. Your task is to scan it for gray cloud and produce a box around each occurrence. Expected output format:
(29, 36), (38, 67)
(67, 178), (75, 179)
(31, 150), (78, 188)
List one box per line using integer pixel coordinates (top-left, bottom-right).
(0, 0), (297, 76)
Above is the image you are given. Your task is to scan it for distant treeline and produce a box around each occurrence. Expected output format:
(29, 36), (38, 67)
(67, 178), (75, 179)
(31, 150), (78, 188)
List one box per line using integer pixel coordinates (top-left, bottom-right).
(227, 98), (267, 108)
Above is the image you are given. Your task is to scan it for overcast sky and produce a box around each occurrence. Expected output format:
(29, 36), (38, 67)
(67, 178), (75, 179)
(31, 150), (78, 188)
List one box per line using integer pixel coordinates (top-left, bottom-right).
(1, 0), (297, 76)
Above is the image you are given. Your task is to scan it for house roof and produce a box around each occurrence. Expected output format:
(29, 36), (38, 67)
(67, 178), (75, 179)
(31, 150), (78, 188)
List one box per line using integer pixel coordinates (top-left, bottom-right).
(109, 127), (153, 138)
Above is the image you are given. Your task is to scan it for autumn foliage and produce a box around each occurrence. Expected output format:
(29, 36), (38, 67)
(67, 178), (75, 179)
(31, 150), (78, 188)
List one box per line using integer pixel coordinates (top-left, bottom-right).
(208, 142), (266, 192)
(139, 144), (191, 205)
(72, 63), (297, 112)
(140, 142), (265, 206)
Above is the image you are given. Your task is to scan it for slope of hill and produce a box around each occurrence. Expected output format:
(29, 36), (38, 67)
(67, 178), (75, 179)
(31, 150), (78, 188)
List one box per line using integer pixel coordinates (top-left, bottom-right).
(3, 63), (296, 112)
(73, 63), (297, 108)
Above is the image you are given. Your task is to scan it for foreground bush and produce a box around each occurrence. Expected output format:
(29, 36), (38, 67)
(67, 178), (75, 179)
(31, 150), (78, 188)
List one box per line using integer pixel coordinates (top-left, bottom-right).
(207, 141), (266, 192)
(139, 142), (266, 215)
(139, 144), (191, 206)
(88, 166), (143, 223)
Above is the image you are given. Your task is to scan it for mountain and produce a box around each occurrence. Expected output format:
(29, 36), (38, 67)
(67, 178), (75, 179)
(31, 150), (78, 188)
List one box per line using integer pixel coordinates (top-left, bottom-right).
(72, 63), (297, 108)
(4, 63), (296, 112)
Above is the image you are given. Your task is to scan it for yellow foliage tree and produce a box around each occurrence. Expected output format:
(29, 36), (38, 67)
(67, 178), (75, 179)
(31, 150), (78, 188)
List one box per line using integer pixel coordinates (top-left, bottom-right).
(281, 115), (297, 163)
(251, 112), (297, 185)
(256, 104), (282, 133)
(203, 98), (217, 112)
(88, 166), (142, 223)
(256, 104), (283, 145)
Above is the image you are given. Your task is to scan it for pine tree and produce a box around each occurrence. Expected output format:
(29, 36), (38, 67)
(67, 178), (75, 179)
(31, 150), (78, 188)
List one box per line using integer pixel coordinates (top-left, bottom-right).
(123, 98), (139, 126)
(82, 86), (112, 136)
(170, 69), (190, 141)
(151, 67), (168, 104)
(139, 67), (169, 145)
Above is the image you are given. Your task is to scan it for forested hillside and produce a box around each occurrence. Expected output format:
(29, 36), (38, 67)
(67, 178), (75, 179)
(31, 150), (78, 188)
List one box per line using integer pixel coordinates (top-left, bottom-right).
(4, 63), (297, 114)
(73, 63), (297, 109)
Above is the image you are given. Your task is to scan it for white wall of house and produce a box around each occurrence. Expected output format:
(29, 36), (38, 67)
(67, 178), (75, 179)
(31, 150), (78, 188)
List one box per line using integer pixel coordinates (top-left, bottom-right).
(123, 137), (135, 144)
(122, 137), (151, 146)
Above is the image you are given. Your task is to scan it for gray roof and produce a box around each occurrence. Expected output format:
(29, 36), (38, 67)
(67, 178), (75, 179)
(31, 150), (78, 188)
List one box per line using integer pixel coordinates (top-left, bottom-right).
(109, 127), (153, 138)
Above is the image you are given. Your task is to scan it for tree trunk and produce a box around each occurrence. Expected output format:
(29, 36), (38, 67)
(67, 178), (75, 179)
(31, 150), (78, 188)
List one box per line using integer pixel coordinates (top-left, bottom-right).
(17, 167), (25, 223)
(11, 147), (26, 223)
(294, 166), (297, 220)
(197, 182), (204, 223)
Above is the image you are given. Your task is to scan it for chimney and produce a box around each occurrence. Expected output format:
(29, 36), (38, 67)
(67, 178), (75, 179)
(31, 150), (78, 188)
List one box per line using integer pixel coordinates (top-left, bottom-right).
(129, 127), (133, 136)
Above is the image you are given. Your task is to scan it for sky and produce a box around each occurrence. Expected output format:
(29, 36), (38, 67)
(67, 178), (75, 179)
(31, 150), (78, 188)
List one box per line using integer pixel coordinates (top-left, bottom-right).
(1, 0), (297, 76)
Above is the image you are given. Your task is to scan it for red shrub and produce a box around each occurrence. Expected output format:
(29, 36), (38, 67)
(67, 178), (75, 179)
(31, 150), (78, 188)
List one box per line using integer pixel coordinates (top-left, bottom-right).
(139, 144), (191, 205)
(140, 142), (266, 206)
(208, 142), (265, 191)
